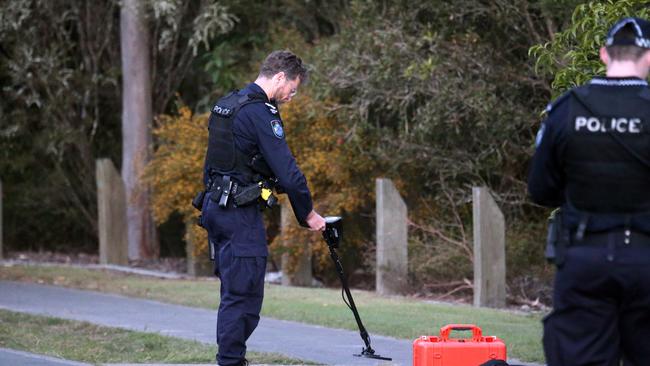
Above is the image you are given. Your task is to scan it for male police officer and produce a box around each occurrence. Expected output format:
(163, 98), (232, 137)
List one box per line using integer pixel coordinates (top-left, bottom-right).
(200, 50), (326, 366)
(529, 18), (650, 366)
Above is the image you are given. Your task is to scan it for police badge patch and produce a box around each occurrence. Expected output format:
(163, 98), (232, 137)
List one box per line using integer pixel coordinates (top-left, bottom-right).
(270, 120), (284, 138)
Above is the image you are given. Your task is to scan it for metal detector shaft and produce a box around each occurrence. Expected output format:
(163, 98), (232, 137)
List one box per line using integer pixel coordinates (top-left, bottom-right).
(323, 216), (392, 361)
(328, 246), (372, 348)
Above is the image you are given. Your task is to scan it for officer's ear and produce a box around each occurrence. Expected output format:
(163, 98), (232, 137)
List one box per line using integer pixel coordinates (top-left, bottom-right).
(273, 72), (286, 85)
(600, 47), (610, 66)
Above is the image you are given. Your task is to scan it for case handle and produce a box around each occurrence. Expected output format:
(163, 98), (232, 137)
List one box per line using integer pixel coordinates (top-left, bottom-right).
(439, 324), (482, 341)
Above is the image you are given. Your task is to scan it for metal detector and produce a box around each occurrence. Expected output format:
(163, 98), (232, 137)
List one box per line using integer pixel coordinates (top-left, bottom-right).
(322, 216), (392, 361)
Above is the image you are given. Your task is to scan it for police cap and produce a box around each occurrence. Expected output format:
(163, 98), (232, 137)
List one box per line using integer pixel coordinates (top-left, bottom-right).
(605, 17), (650, 49)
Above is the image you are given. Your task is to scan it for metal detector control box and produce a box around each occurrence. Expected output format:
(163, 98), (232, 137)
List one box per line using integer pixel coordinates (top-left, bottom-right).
(413, 324), (506, 366)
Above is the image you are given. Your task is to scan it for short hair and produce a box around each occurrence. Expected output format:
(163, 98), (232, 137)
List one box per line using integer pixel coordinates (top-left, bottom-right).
(259, 50), (308, 83)
(606, 24), (649, 61)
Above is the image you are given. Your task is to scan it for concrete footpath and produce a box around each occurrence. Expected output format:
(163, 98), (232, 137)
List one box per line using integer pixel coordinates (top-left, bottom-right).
(0, 281), (542, 366)
(0, 348), (92, 366)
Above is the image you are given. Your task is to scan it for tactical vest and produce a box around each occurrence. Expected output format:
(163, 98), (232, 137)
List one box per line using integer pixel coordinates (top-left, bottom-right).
(203, 90), (266, 185)
(564, 85), (650, 214)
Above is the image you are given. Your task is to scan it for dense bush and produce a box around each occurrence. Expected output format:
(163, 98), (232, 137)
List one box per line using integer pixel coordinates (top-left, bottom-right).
(7, 0), (647, 299)
(310, 0), (562, 288)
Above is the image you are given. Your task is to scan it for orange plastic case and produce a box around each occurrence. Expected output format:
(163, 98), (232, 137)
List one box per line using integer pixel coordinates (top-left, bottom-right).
(413, 324), (506, 366)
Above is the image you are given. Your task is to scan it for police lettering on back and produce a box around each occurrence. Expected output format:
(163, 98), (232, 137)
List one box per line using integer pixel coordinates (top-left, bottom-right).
(574, 115), (643, 133)
(212, 104), (232, 116)
(528, 16), (650, 366)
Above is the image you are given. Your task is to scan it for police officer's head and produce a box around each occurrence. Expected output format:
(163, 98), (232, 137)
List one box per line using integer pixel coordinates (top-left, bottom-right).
(600, 17), (650, 76)
(258, 50), (308, 104)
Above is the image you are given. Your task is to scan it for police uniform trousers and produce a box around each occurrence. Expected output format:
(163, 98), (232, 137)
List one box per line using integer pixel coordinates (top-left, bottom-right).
(543, 230), (650, 366)
(202, 192), (268, 366)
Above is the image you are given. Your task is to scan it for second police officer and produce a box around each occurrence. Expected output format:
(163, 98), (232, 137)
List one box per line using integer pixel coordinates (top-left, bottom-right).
(200, 50), (326, 366)
(529, 18), (650, 366)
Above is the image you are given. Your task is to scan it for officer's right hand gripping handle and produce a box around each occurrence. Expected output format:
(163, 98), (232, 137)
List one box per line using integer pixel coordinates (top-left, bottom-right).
(306, 210), (326, 231)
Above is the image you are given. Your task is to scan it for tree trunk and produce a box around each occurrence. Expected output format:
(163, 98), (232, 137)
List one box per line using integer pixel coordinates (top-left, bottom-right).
(120, 0), (158, 260)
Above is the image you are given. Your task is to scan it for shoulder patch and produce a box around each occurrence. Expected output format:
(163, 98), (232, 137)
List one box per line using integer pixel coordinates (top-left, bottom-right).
(270, 120), (284, 138)
(265, 102), (278, 115)
(535, 123), (546, 148)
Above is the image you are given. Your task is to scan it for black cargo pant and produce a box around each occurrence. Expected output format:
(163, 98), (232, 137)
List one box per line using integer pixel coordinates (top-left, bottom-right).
(202, 192), (268, 366)
(543, 231), (650, 366)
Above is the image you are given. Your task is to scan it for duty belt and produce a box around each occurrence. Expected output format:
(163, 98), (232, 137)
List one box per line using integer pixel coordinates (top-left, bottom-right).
(570, 229), (650, 248)
(208, 175), (264, 208)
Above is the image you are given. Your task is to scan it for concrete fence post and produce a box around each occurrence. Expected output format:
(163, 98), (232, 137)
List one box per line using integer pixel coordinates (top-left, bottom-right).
(96, 159), (128, 265)
(376, 178), (408, 295)
(472, 186), (506, 308)
(185, 221), (212, 277)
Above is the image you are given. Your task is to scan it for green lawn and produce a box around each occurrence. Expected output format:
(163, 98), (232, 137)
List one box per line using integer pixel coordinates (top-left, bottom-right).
(0, 264), (545, 363)
(0, 309), (308, 365)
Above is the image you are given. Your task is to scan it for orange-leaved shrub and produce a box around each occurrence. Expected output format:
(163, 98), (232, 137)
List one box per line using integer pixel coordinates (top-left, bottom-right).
(147, 94), (374, 280)
(273, 93), (374, 278)
(146, 106), (208, 256)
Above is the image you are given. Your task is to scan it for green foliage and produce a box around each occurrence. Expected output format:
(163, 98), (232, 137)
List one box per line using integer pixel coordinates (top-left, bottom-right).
(0, 309), (306, 364)
(147, 0), (237, 113)
(146, 0), (585, 291)
(0, 0), (235, 252)
(311, 0), (569, 284)
(0, 309), (215, 364)
(531, 0), (650, 95)
(1, 0), (123, 250)
(3, 0), (615, 298)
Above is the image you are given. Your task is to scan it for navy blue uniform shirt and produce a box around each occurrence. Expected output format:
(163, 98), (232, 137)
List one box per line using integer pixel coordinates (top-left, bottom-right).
(528, 76), (650, 231)
(231, 83), (313, 226)
(528, 90), (571, 208)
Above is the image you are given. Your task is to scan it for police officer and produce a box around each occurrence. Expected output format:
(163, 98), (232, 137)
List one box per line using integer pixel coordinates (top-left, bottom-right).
(529, 17), (650, 366)
(200, 50), (326, 366)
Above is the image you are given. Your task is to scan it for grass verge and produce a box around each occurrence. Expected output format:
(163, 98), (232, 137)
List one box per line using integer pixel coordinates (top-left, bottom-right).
(0, 308), (307, 365)
(0, 264), (544, 363)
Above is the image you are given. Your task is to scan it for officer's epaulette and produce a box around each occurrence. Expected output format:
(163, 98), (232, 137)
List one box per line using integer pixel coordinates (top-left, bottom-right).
(545, 90), (571, 114)
(264, 102), (278, 115)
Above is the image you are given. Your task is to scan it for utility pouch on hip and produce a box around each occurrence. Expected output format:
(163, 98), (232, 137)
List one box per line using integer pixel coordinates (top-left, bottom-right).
(218, 175), (233, 208)
(208, 238), (216, 261)
(233, 184), (262, 207)
(546, 208), (568, 267)
(545, 209), (559, 263)
(192, 190), (206, 211)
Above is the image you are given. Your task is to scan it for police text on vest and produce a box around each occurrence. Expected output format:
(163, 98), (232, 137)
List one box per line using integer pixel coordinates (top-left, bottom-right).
(575, 116), (642, 133)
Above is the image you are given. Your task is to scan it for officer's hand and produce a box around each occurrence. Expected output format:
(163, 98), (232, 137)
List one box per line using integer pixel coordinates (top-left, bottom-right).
(306, 210), (326, 231)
